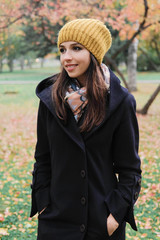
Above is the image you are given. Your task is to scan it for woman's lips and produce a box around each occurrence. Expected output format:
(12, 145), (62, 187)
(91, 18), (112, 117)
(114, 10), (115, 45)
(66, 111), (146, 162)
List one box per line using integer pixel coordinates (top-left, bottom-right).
(65, 64), (78, 71)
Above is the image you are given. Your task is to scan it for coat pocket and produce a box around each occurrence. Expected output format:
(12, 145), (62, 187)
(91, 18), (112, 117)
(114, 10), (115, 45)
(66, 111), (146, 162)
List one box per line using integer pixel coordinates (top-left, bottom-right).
(105, 221), (126, 240)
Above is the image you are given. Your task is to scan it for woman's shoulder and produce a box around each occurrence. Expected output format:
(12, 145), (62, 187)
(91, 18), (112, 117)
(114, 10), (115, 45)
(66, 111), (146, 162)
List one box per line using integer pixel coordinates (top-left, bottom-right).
(35, 74), (59, 110)
(109, 70), (136, 101)
(108, 70), (137, 114)
(36, 74), (58, 94)
(118, 87), (137, 114)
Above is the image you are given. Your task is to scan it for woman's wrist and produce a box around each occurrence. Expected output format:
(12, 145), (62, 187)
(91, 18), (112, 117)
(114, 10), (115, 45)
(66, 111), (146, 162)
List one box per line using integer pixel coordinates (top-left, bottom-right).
(39, 207), (47, 215)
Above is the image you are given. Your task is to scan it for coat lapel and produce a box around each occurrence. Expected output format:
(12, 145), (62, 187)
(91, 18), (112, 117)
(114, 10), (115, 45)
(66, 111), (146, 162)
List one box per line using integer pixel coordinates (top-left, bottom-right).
(37, 85), (85, 152)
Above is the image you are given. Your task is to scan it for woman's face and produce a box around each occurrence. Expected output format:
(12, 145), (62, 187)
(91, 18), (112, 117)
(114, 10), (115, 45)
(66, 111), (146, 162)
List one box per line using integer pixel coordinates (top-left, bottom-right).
(59, 41), (91, 86)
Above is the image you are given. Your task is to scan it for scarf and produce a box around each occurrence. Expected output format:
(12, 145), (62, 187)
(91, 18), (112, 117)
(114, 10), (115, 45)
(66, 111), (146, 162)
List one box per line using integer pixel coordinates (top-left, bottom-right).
(64, 63), (110, 122)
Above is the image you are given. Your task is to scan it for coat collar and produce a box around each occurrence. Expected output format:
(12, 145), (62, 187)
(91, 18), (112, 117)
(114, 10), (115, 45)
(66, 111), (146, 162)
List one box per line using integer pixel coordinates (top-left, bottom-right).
(36, 70), (128, 151)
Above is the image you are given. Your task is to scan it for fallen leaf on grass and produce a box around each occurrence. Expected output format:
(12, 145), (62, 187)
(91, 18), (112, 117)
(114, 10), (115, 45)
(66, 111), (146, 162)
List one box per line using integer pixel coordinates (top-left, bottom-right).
(0, 228), (9, 235)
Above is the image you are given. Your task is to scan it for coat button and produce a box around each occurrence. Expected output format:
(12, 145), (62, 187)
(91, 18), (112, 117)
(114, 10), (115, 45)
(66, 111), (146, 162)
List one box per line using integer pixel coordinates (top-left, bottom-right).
(80, 170), (86, 178)
(80, 224), (85, 232)
(134, 192), (139, 200)
(81, 197), (86, 205)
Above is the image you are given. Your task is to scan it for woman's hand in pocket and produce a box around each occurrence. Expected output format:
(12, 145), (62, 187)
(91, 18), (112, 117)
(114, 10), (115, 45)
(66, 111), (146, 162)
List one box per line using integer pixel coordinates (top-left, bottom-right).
(39, 207), (47, 215)
(107, 213), (119, 236)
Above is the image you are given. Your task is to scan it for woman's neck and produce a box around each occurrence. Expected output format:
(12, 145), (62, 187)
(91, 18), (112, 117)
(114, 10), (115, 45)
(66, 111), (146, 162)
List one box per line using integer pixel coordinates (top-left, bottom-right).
(77, 75), (86, 87)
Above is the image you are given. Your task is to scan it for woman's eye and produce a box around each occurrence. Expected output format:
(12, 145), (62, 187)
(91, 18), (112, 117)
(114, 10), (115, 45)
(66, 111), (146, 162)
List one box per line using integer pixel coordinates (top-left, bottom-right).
(59, 48), (65, 53)
(73, 46), (82, 51)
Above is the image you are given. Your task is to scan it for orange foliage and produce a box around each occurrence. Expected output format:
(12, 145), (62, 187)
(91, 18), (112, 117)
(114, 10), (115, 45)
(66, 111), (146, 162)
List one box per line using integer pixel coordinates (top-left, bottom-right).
(0, 0), (160, 42)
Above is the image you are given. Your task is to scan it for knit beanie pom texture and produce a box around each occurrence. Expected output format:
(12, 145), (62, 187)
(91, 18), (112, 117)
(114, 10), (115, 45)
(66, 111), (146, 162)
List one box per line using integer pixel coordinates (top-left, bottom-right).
(57, 19), (112, 64)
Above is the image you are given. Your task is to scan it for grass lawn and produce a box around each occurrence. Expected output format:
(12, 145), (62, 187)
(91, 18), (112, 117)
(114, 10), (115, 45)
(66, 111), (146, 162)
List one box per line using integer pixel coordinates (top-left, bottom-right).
(0, 67), (160, 82)
(0, 79), (160, 239)
(0, 84), (38, 107)
(127, 71), (160, 81)
(0, 67), (60, 82)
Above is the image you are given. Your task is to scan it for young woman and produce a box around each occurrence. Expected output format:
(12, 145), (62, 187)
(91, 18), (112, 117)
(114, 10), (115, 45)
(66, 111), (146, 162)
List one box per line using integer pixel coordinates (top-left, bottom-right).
(30, 19), (141, 240)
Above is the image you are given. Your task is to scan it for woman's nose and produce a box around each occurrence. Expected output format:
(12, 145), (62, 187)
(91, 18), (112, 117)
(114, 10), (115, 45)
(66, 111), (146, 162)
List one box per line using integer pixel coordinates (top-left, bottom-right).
(63, 50), (73, 61)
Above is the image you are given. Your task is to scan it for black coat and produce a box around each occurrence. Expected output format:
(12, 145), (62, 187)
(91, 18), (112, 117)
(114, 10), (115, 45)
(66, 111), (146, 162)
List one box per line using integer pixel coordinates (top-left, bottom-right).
(30, 70), (141, 240)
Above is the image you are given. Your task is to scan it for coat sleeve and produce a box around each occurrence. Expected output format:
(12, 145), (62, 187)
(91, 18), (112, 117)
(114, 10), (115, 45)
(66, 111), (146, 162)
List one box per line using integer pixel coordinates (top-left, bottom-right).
(30, 100), (51, 217)
(105, 94), (141, 230)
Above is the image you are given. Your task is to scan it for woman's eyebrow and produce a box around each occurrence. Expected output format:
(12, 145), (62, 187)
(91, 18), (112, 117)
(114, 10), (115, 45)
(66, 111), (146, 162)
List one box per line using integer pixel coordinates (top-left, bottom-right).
(71, 43), (82, 46)
(59, 43), (83, 47)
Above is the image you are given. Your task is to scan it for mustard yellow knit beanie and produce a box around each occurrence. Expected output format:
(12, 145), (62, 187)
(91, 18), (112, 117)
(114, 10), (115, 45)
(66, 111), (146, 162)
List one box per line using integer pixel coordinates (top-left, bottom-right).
(57, 19), (112, 64)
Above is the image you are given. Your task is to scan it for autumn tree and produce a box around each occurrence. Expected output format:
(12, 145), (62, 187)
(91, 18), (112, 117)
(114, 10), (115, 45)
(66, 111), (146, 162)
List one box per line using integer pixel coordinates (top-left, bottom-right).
(0, 0), (160, 112)
(1, 1), (159, 68)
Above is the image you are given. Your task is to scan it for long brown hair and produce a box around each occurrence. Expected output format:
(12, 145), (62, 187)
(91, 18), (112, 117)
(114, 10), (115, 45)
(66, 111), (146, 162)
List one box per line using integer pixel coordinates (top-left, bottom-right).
(52, 54), (108, 132)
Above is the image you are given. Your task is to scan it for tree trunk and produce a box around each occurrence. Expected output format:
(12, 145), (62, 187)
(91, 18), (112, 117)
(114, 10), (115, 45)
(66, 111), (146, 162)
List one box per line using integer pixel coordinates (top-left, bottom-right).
(127, 38), (139, 92)
(8, 59), (14, 72)
(40, 58), (44, 68)
(19, 56), (25, 70)
(137, 84), (160, 114)
(0, 58), (3, 72)
(27, 58), (32, 69)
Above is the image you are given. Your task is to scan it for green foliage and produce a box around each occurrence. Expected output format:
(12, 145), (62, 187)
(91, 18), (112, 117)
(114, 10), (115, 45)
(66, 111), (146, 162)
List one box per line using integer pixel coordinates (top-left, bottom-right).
(137, 52), (160, 71)
(21, 23), (55, 58)
(137, 35), (160, 72)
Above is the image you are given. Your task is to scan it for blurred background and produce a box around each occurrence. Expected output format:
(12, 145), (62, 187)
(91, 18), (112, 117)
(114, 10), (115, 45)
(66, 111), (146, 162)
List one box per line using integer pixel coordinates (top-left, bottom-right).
(0, 0), (160, 239)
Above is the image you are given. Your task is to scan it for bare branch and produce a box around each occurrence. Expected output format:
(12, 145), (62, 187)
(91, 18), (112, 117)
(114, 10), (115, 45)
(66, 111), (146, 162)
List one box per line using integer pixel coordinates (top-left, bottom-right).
(137, 84), (160, 114)
(0, 15), (25, 29)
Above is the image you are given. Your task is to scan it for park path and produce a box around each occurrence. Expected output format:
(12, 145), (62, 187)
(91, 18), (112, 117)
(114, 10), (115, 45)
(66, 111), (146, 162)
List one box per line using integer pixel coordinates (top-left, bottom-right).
(0, 80), (39, 84)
